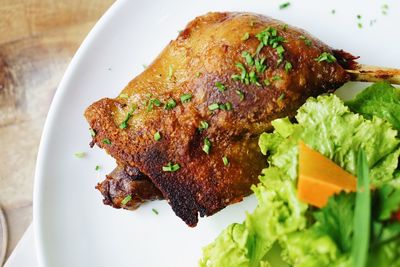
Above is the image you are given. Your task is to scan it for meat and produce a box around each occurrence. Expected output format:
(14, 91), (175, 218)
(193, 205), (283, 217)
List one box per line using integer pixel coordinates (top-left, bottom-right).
(85, 12), (354, 226)
(96, 165), (163, 210)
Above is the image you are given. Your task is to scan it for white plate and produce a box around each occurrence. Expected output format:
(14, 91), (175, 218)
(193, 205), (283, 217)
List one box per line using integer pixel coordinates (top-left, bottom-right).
(33, 0), (400, 266)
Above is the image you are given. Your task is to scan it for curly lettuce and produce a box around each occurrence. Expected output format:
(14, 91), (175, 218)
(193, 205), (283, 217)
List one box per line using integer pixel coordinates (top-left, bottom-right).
(200, 94), (400, 267)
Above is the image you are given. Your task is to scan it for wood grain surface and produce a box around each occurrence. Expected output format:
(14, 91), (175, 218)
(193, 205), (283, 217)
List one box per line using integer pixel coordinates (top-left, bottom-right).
(0, 0), (114, 260)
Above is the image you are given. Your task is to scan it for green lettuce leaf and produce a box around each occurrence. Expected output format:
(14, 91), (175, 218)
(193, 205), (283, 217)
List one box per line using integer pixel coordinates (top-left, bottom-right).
(346, 81), (400, 130)
(200, 94), (400, 267)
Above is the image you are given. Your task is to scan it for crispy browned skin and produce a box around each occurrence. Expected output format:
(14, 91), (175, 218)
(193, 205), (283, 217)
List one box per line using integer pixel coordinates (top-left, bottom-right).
(96, 165), (163, 209)
(85, 12), (352, 226)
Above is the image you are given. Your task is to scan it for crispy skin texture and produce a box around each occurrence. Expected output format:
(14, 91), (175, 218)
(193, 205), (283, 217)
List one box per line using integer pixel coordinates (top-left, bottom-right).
(85, 12), (352, 226)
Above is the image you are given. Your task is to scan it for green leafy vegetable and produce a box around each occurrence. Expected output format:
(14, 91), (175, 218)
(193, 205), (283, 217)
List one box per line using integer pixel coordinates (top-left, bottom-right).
(222, 156), (229, 166)
(164, 99), (176, 110)
(352, 149), (371, 267)
(201, 93), (400, 267)
(345, 81), (400, 130)
(102, 138), (111, 145)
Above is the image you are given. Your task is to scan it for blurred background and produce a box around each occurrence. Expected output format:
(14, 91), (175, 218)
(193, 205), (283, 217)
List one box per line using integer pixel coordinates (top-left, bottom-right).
(0, 0), (113, 261)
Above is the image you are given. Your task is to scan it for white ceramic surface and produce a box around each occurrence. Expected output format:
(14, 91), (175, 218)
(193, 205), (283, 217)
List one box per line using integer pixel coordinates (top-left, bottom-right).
(33, 0), (400, 266)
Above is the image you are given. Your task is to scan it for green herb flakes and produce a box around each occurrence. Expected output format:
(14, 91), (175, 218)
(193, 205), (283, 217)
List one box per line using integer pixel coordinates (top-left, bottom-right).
(222, 156), (229, 166)
(74, 152), (86, 158)
(119, 107), (135, 129)
(203, 137), (212, 154)
(165, 99), (177, 110)
(264, 79), (271, 86)
(279, 2), (291, 9)
(162, 162), (181, 172)
(242, 51), (254, 66)
(208, 103), (220, 111)
(147, 98), (161, 112)
(215, 82), (226, 92)
(382, 4), (389, 15)
(284, 61), (292, 73)
(241, 32), (250, 41)
(299, 35), (312, 46)
(199, 121), (209, 131)
(272, 75), (281, 81)
(278, 93), (285, 101)
(121, 195), (132, 205)
(180, 93), (192, 103)
(102, 138), (111, 145)
(95, 165), (101, 171)
(235, 90), (245, 101)
(315, 52), (336, 63)
(154, 131), (161, 141)
(331, 9), (336, 14)
(196, 72), (202, 77)
(255, 58), (267, 73)
(152, 208), (159, 215)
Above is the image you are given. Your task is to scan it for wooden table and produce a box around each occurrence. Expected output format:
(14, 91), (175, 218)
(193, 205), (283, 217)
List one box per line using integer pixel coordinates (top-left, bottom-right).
(0, 0), (114, 261)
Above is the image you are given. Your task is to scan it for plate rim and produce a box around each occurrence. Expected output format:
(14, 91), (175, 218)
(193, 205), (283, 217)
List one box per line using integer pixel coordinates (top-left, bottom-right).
(32, 1), (126, 266)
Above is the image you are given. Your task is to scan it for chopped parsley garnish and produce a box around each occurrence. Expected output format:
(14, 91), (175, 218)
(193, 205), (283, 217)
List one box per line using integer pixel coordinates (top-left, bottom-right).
(331, 9), (336, 14)
(272, 75), (282, 81)
(255, 57), (267, 73)
(358, 23), (363, 29)
(147, 98), (161, 112)
(224, 102), (233, 111)
(357, 14), (362, 20)
(180, 93), (192, 103)
(241, 32), (250, 41)
(89, 128), (96, 137)
(154, 131), (161, 141)
(235, 90), (245, 101)
(95, 165), (101, 171)
(279, 2), (291, 9)
(198, 121), (209, 131)
(208, 103), (220, 111)
(152, 208), (159, 215)
(315, 52), (337, 63)
(276, 45), (285, 64)
(167, 65), (174, 80)
(249, 71), (261, 86)
(264, 79), (271, 86)
(203, 137), (212, 154)
(74, 152), (86, 158)
(119, 93), (129, 99)
(164, 99), (177, 110)
(281, 24), (288, 31)
(121, 195), (132, 205)
(215, 82), (226, 92)
(242, 51), (254, 66)
(162, 162), (181, 172)
(219, 102), (233, 111)
(102, 138), (111, 145)
(119, 107), (135, 129)
(278, 93), (286, 101)
(232, 62), (249, 85)
(222, 156), (229, 166)
(382, 4), (389, 15)
(299, 35), (312, 46)
(284, 61), (292, 73)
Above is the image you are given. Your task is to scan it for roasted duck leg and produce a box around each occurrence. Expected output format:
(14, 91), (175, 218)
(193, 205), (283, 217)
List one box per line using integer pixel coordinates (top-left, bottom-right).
(86, 12), (358, 226)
